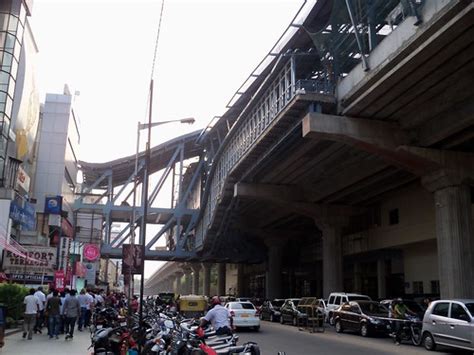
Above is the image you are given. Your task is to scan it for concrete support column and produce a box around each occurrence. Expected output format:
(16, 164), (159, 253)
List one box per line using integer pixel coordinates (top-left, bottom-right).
(183, 271), (192, 295)
(217, 263), (226, 296)
(264, 238), (285, 300)
(191, 264), (201, 295)
(321, 223), (343, 298)
(377, 259), (386, 299)
(353, 262), (362, 293)
(202, 263), (211, 296)
(423, 170), (474, 298)
(237, 264), (245, 297)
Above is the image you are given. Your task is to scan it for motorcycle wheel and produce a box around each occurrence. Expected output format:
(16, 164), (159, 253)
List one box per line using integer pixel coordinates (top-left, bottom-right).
(411, 326), (422, 346)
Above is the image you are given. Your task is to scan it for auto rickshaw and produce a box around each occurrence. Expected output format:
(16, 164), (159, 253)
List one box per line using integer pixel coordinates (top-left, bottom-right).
(177, 295), (208, 318)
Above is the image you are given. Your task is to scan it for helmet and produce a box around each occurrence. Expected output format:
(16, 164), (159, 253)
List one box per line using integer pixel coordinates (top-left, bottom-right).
(211, 296), (221, 306)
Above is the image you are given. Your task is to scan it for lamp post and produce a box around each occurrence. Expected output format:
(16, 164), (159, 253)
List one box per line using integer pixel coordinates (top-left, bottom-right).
(136, 79), (194, 354)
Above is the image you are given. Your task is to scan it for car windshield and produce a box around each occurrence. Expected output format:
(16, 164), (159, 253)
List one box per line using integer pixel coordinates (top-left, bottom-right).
(465, 303), (474, 316)
(272, 300), (284, 307)
(358, 302), (388, 315)
(348, 296), (371, 302)
(229, 302), (255, 310)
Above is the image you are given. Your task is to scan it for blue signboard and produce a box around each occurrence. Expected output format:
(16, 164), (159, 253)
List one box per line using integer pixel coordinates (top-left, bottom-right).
(44, 195), (62, 214)
(9, 200), (36, 231)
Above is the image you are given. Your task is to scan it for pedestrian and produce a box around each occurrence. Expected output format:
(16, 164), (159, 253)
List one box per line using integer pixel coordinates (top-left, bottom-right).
(77, 289), (87, 331)
(59, 291), (67, 334)
(34, 287), (46, 334)
(46, 290), (61, 339)
(63, 289), (80, 340)
(131, 295), (139, 312)
(46, 288), (55, 337)
(23, 288), (39, 340)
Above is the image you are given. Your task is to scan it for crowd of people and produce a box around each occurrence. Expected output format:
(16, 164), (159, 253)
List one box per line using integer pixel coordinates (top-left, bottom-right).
(22, 286), (129, 341)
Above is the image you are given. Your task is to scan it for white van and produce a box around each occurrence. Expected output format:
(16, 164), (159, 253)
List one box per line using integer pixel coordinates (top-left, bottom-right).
(326, 292), (371, 324)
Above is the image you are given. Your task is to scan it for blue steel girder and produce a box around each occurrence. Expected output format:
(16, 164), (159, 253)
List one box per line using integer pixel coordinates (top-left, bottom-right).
(112, 158), (146, 205)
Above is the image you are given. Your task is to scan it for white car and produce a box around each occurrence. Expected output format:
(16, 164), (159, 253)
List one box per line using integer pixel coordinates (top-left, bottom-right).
(225, 301), (260, 331)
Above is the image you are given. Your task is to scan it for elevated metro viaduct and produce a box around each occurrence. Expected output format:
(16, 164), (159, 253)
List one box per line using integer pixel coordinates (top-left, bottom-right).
(77, 0), (474, 301)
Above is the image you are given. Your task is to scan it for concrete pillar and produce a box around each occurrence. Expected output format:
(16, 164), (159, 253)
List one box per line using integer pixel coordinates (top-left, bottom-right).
(423, 170), (474, 298)
(183, 271), (192, 295)
(377, 259), (386, 299)
(191, 264), (200, 295)
(202, 263), (211, 296)
(237, 264), (245, 297)
(264, 238), (285, 300)
(217, 263), (226, 296)
(353, 262), (362, 293)
(316, 216), (348, 299)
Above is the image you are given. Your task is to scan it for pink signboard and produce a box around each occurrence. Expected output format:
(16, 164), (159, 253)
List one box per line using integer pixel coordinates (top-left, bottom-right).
(83, 244), (100, 261)
(54, 270), (65, 292)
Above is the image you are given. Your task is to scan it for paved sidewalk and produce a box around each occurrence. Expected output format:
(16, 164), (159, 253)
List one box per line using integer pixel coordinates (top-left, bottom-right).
(1, 329), (92, 354)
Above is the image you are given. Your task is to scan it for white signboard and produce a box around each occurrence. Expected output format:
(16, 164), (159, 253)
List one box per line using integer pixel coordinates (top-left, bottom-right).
(16, 166), (31, 192)
(3, 246), (57, 274)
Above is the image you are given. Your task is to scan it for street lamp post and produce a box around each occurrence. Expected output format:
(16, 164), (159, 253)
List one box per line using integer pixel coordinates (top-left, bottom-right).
(136, 79), (194, 354)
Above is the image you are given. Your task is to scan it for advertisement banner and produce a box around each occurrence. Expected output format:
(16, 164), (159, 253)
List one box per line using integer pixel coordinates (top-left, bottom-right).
(84, 262), (96, 286)
(58, 236), (71, 271)
(83, 244), (100, 261)
(9, 200), (36, 231)
(122, 244), (144, 275)
(5, 274), (53, 284)
(16, 166), (31, 192)
(44, 195), (62, 214)
(75, 261), (86, 277)
(3, 246), (57, 274)
(54, 270), (65, 291)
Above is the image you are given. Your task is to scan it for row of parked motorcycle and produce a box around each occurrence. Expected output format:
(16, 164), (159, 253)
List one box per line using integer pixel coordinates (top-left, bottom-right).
(88, 299), (262, 355)
(257, 292), (474, 353)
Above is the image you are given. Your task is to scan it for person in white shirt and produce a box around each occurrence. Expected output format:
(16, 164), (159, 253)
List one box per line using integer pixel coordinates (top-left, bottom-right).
(200, 296), (233, 335)
(23, 288), (40, 340)
(77, 289), (89, 331)
(34, 287), (46, 333)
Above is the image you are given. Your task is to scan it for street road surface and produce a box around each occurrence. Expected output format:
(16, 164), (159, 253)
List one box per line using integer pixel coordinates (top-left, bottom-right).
(1, 321), (471, 354)
(237, 321), (469, 355)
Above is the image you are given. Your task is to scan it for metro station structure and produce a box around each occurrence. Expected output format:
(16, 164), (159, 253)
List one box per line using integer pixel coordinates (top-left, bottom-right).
(76, 0), (474, 300)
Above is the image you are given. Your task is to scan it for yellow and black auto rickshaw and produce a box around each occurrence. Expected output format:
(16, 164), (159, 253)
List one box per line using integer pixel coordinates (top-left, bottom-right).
(177, 295), (208, 318)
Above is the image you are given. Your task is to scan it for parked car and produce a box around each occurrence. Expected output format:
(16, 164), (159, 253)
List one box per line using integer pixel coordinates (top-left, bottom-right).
(279, 298), (306, 326)
(333, 301), (391, 337)
(225, 301), (260, 331)
(326, 292), (371, 325)
(260, 299), (285, 322)
(380, 298), (426, 318)
(422, 299), (474, 352)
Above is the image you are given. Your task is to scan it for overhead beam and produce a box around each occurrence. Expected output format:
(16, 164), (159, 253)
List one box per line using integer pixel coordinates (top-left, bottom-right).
(101, 245), (197, 261)
(302, 113), (442, 175)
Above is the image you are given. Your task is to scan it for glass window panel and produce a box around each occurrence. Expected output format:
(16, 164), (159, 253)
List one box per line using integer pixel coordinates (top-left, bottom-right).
(4, 33), (14, 50)
(2, 51), (12, 67)
(0, 14), (8, 32)
(7, 15), (18, 33)
(0, 71), (8, 84)
(7, 78), (14, 98)
(0, 32), (5, 47)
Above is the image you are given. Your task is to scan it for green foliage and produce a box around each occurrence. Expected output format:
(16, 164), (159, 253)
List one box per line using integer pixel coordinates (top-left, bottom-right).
(0, 283), (29, 321)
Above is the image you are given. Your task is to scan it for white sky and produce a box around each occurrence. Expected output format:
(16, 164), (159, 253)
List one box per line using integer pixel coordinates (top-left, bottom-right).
(30, 0), (302, 277)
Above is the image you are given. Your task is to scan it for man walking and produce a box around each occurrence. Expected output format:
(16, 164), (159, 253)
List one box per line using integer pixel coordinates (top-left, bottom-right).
(77, 289), (90, 331)
(34, 287), (46, 333)
(23, 288), (39, 340)
(63, 290), (80, 340)
(46, 290), (61, 339)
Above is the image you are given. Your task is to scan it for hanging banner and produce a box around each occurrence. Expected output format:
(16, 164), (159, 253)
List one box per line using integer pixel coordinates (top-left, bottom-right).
(9, 200), (36, 231)
(54, 270), (65, 291)
(16, 166), (31, 192)
(75, 261), (87, 278)
(122, 244), (144, 275)
(83, 244), (100, 261)
(58, 236), (71, 271)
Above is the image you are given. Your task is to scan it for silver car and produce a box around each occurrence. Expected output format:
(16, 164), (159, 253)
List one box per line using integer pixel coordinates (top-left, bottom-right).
(422, 299), (474, 351)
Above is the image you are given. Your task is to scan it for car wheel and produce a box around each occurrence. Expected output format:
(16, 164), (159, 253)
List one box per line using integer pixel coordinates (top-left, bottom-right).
(280, 315), (284, 324)
(423, 332), (436, 351)
(335, 320), (343, 333)
(360, 323), (369, 337)
(292, 317), (298, 327)
(270, 314), (274, 322)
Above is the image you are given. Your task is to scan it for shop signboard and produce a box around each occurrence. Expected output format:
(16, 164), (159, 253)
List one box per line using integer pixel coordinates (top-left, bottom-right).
(16, 166), (31, 192)
(5, 273), (54, 283)
(84, 262), (96, 286)
(83, 244), (100, 261)
(58, 236), (71, 271)
(9, 200), (35, 231)
(3, 246), (57, 274)
(44, 195), (62, 214)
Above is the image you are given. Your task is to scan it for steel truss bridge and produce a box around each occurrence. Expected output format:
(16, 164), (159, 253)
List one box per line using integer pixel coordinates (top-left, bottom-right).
(74, 0), (474, 267)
